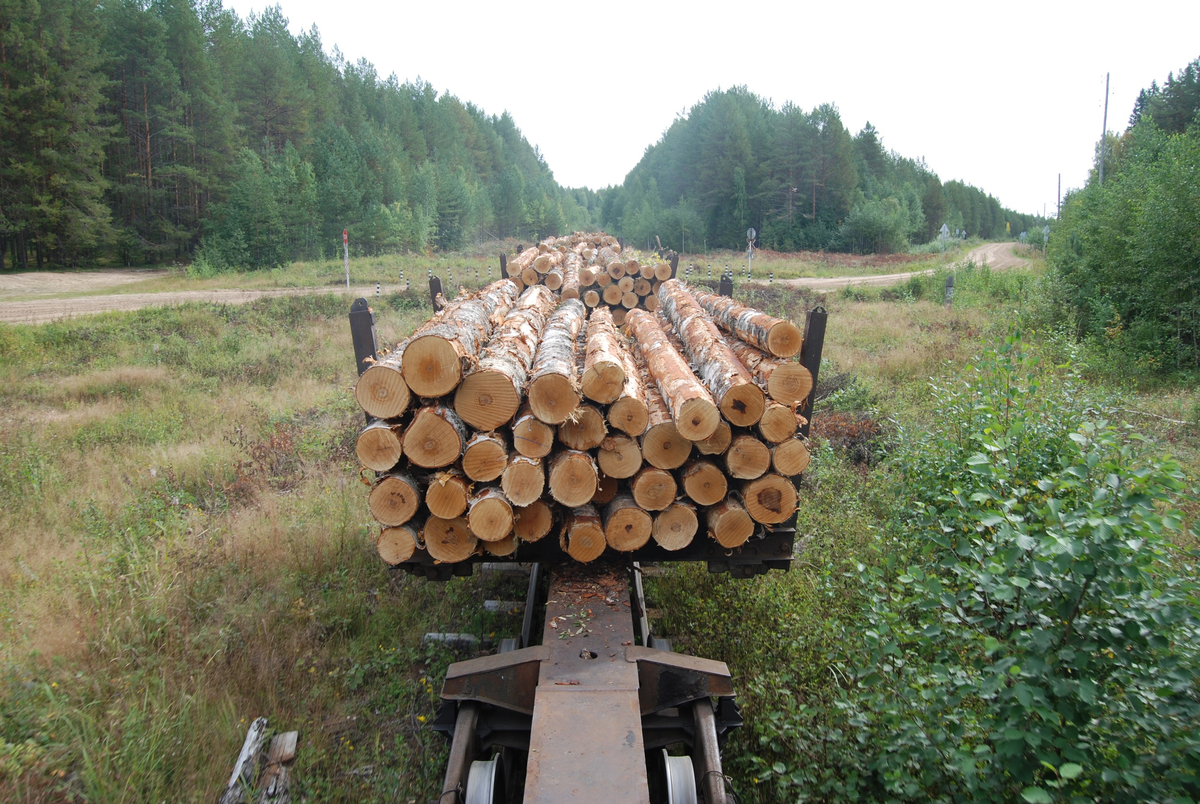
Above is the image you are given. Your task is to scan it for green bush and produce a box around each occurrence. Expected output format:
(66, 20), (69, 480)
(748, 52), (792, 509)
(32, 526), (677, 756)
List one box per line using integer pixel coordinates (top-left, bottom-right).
(747, 336), (1200, 802)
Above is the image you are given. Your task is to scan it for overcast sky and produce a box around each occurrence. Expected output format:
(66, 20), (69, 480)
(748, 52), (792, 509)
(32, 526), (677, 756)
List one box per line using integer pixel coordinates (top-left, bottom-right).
(226, 0), (1199, 217)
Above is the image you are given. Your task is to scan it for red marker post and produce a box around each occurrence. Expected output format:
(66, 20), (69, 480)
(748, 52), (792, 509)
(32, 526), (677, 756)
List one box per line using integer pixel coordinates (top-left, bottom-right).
(343, 229), (350, 291)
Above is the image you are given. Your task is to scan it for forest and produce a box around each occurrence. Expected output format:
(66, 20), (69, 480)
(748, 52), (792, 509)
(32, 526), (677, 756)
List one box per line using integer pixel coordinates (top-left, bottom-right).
(0, 0), (1050, 272)
(0, 0), (588, 271)
(601, 87), (1047, 253)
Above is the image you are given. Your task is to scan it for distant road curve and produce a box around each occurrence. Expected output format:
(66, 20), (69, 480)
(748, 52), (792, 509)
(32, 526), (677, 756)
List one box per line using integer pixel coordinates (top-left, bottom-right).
(0, 243), (1030, 325)
(759, 241), (1029, 290)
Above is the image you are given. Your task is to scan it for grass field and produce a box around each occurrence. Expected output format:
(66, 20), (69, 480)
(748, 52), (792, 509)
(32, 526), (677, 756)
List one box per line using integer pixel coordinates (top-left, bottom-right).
(0, 251), (1196, 801)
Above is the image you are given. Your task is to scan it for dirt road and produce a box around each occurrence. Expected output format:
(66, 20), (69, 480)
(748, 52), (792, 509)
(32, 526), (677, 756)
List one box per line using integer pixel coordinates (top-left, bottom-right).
(763, 241), (1029, 290)
(0, 242), (1031, 325)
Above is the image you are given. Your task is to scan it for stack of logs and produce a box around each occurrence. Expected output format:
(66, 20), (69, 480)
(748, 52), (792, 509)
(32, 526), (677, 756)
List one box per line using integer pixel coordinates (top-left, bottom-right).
(502, 232), (674, 325)
(353, 246), (814, 565)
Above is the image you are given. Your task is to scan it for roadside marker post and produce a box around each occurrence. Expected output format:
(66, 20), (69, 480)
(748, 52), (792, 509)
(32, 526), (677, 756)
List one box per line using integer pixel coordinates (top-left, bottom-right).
(343, 229), (350, 291)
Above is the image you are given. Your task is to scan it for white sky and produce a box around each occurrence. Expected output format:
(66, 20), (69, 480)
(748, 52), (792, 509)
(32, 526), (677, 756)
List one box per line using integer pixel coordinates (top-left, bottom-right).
(227, 0), (1199, 217)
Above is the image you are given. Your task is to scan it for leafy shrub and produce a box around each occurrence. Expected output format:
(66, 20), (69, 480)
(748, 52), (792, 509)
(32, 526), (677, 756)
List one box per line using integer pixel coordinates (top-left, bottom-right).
(748, 336), (1200, 802)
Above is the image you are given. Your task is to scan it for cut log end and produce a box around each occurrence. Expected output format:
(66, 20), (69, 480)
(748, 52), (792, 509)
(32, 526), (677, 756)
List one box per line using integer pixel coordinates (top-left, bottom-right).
(641, 422), (693, 470)
(426, 473), (470, 519)
(608, 397), (649, 437)
(424, 516), (478, 563)
(742, 474), (798, 524)
(467, 488), (514, 542)
(707, 496), (755, 548)
(454, 371), (521, 431)
(767, 363), (815, 407)
(726, 435), (772, 480)
(675, 397), (720, 442)
(767, 321), (804, 358)
(653, 502), (697, 551)
(719, 382), (766, 427)
(513, 499), (553, 543)
(631, 466), (677, 512)
(512, 408), (555, 458)
(581, 359), (624, 405)
(483, 534), (517, 557)
(527, 374), (580, 425)
(501, 455), (545, 507)
(377, 523), (420, 565)
(403, 406), (468, 468)
(693, 420), (732, 456)
(400, 336), (462, 398)
(562, 505), (606, 562)
(558, 405), (607, 451)
(758, 401), (799, 443)
(356, 420), (403, 472)
(368, 473), (420, 527)
(772, 438), (811, 476)
(462, 433), (508, 482)
(597, 433), (642, 479)
(355, 365), (411, 419)
(681, 459), (728, 506)
(603, 495), (652, 552)
(548, 450), (599, 508)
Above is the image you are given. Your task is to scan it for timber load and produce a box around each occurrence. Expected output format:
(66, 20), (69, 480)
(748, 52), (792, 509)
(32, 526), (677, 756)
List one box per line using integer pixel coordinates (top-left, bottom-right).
(352, 231), (817, 569)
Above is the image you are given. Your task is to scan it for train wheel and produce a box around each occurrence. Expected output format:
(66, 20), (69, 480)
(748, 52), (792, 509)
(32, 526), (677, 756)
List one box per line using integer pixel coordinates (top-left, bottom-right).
(662, 750), (698, 804)
(465, 756), (503, 804)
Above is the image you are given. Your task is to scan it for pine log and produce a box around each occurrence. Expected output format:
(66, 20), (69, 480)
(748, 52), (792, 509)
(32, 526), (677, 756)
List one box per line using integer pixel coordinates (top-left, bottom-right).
(725, 434), (771, 480)
(462, 431), (508, 482)
(467, 486), (514, 542)
(618, 275), (635, 293)
(527, 299), (585, 425)
(354, 356), (411, 420)
(501, 454), (544, 507)
(638, 356), (693, 470)
(561, 504), (606, 562)
(377, 521), (422, 565)
(507, 247), (539, 278)
(657, 280), (765, 427)
(512, 404), (555, 458)
(592, 473), (619, 505)
(631, 466), (677, 512)
(400, 279), (519, 397)
(633, 278), (652, 296)
(596, 272), (613, 288)
(693, 420), (732, 456)
(720, 335), (814, 408)
(583, 289), (601, 308)
(602, 494), (652, 552)
(403, 405), (470, 468)
(653, 501), (697, 551)
(607, 261), (626, 280)
(639, 263), (655, 280)
(624, 258), (639, 276)
(625, 309), (719, 441)
(425, 469), (471, 519)
(654, 262), (673, 281)
(548, 449), (599, 508)
(690, 288), (804, 357)
(758, 400), (799, 443)
(579, 267), (598, 288)
(483, 534), (517, 557)
(680, 458), (728, 506)
(581, 308), (627, 404)
(560, 253), (582, 300)
(520, 266), (539, 287)
(602, 284), (623, 306)
(356, 418), (404, 472)
(558, 404), (607, 451)
(596, 433), (642, 479)
(424, 516), (477, 563)
(454, 285), (558, 430)
(513, 499), (553, 543)
(621, 291), (639, 309)
(368, 471), (421, 527)
(544, 265), (564, 290)
(772, 437), (811, 476)
(533, 251), (562, 275)
(643, 294), (660, 313)
(611, 308), (627, 326)
(742, 474), (798, 524)
(707, 495), (755, 548)
(607, 334), (648, 436)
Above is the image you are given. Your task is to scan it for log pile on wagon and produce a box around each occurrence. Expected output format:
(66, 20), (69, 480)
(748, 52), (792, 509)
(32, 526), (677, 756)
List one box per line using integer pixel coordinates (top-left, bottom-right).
(354, 234), (814, 566)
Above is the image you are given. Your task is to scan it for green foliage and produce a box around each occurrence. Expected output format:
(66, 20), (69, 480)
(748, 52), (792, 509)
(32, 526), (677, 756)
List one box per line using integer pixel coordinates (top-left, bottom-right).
(744, 337), (1200, 802)
(1130, 55), (1200, 134)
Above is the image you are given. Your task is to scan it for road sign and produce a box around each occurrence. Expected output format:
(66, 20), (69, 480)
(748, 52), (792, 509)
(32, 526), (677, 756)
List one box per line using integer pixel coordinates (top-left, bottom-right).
(940, 223), (950, 238)
(1043, 225), (1050, 243)
(747, 228), (756, 241)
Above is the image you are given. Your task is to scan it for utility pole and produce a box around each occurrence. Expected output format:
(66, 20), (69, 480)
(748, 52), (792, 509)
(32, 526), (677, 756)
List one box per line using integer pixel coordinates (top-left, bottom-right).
(1099, 72), (1110, 186)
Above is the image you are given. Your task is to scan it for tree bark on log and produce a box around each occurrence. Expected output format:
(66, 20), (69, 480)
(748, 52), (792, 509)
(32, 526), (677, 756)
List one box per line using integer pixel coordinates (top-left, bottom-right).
(720, 334), (814, 408)
(403, 405), (470, 468)
(462, 431), (508, 482)
(653, 501), (697, 551)
(454, 285), (558, 430)
(561, 504), (606, 562)
(690, 288), (804, 357)
(680, 458), (728, 506)
(631, 466), (677, 511)
(527, 299), (585, 424)
(772, 437), (811, 476)
(624, 309), (719, 441)
(607, 333), (648, 436)
(514, 498), (553, 543)
(581, 307), (626, 404)
(741, 474), (798, 524)
(636, 352), (693, 470)
(356, 418), (404, 472)
(400, 279), (519, 398)
(725, 434), (771, 480)
(425, 468), (471, 519)
(512, 404), (554, 458)
(507, 247), (539, 278)
(757, 400), (799, 443)
(657, 280), (765, 427)
(467, 486), (514, 542)
(558, 404), (607, 451)
(368, 471), (421, 527)
(596, 433), (642, 479)
(424, 516), (477, 563)
(560, 253), (581, 300)
(377, 521), (422, 565)
(602, 494), (652, 552)
(501, 454), (544, 507)
(548, 449), (598, 508)
(706, 495), (754, 548)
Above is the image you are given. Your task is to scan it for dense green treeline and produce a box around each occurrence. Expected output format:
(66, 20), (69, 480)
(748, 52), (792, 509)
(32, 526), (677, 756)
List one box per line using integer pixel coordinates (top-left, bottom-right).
(0, 0), (585, 270)
(602, 87), (1045, 253)
(1050, 55), (1200, 372)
